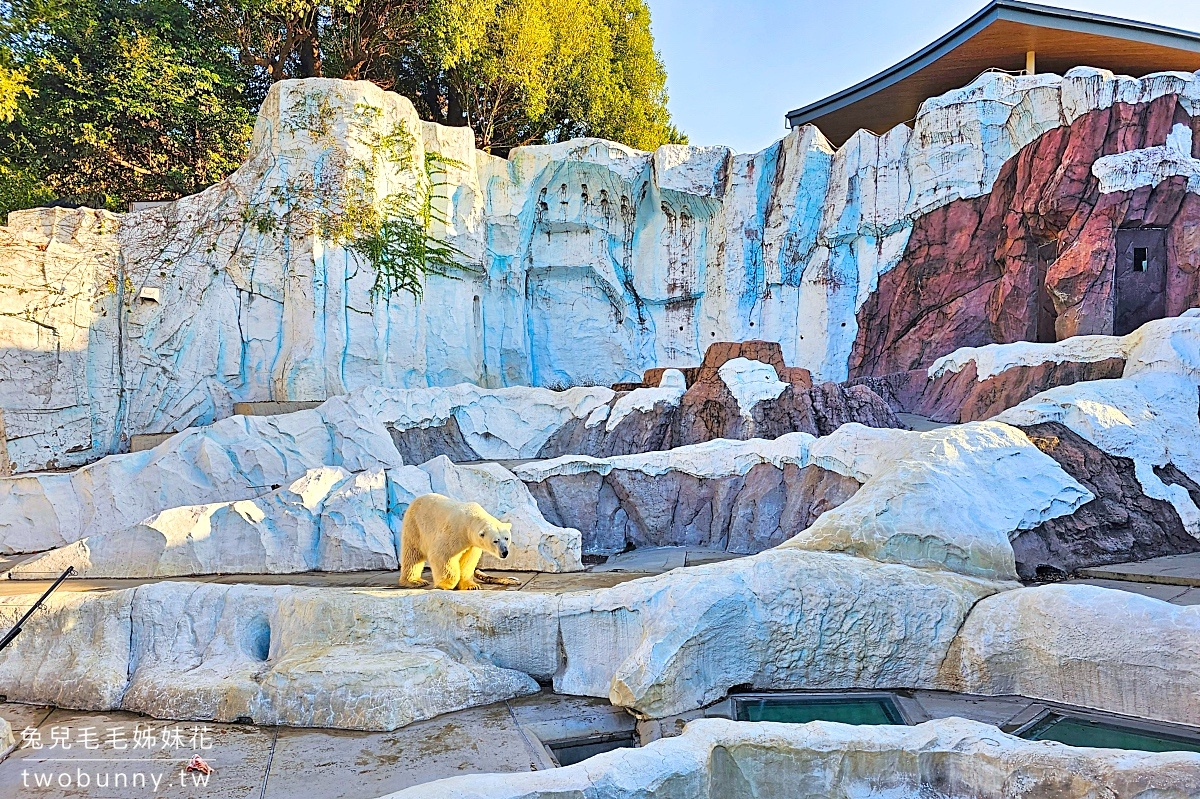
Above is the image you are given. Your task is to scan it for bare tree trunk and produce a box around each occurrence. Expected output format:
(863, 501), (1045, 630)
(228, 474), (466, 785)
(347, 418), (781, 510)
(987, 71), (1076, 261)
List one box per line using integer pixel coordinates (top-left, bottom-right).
(297, 9), (323, 78)
(446, 70), (466, 126)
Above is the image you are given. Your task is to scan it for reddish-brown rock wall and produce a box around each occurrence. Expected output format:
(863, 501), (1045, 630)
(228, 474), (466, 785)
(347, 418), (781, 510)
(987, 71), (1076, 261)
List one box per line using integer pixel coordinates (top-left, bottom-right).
(854, 357), (1127, 424)
(850, 97), (1200, 379)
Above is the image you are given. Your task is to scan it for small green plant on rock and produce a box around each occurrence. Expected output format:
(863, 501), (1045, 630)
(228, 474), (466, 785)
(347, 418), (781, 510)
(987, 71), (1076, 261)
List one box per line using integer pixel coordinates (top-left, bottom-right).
(243, 107), (466, 299)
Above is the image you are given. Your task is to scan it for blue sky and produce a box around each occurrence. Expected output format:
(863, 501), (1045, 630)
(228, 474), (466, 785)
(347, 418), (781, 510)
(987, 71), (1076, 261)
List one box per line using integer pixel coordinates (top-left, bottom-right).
(647, 0), (1200, 153)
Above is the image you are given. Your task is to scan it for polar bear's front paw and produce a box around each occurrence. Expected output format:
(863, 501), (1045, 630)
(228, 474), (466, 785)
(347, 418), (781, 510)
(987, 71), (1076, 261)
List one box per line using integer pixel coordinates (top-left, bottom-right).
(399, 578), (429, 588)
(458, 580), (482, 590)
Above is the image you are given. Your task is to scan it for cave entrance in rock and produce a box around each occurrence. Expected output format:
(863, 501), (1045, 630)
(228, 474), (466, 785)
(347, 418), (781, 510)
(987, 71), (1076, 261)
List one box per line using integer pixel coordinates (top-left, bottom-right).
(1035, 238), (1060, 343)
(1114, 227), (1168, 336)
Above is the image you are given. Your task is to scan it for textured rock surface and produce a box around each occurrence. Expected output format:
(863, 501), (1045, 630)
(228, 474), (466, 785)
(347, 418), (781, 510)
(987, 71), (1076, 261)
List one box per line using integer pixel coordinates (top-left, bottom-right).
(0, 715), (12, 759)
(6, 69), (1200, 471)
(939, 584), (1200, 727)
(120, 581), (549, 729)
(994, 317), (1200, 543)
(0, 589), (132, 710)
(11, 456), (580, 577)
(858, 357), (1127, 424)
(850, 86), (1200, 379)
(386, 717), (1200, 799)
(555, 549), (996, 718)
(0, 384), (607, 555)
(1013, 422), (1200, 578)
(537, 360), (901, 460)
(10, 466), (390, 578)
(519, 434), (861, 555)
(0, 549), (999, 727)
(781, 422), (1093, 581)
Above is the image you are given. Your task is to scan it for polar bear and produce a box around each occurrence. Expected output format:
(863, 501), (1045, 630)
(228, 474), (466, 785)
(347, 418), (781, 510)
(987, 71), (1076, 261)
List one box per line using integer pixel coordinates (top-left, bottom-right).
(399, 493), (521, 590)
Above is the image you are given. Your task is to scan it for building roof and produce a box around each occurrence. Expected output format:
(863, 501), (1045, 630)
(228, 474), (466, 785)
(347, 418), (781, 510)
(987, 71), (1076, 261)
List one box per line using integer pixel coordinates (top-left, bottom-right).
(785, 1), (1200, 146)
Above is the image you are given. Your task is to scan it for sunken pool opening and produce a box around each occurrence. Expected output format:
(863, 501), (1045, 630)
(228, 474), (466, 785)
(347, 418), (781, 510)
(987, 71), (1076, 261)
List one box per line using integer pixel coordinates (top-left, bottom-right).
(546, 732), (638, 767)
(729, 692), (909, 726)
(1013, 710), (1200, 754)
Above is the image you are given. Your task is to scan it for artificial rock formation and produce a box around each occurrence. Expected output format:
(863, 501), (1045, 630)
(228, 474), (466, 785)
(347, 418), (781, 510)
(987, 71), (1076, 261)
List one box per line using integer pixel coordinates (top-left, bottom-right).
(386, 717), (1200, 799)
(939, 584), (1200, 728)
(536, 356), (901, 461)
(0, 551), (999, 728)
(849, 86), (1200, 380)
(0, 317), (1199, 739)
(519, 434), (861, 555)
(11, 456), (582, 578)
(6, 69), (1200, 471)
(0, 384), (611, 556)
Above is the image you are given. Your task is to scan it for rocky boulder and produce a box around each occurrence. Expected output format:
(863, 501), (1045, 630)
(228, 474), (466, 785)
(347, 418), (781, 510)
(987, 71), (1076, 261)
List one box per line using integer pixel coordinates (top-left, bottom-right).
(939, 584), (1200, 727)
(517, 434), (860, 555)
(389, 717), (1200, 799)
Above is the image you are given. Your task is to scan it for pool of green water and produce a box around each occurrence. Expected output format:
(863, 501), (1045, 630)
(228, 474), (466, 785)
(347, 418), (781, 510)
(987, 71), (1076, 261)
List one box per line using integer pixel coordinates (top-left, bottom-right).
(733, 696), (904, 725)
(1022, 715), (1200, 754)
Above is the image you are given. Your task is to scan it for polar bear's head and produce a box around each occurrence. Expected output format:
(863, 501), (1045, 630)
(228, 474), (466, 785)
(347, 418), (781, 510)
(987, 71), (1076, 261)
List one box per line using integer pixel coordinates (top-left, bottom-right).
(477, 517), (513, 560)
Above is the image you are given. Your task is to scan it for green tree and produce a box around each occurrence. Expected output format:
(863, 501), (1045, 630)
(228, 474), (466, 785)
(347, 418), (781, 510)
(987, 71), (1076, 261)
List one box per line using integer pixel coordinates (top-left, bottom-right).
(195, 0), (683, 155)
(0, 0), (682, 219)
(392, 0), (684, 154)
(0, 0), (255, 215)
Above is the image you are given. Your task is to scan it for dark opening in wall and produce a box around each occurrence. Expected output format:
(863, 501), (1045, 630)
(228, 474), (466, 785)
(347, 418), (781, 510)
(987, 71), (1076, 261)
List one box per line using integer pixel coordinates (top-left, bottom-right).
(1115, 228), (1167, 336)
(1035, 238), (1060, 343)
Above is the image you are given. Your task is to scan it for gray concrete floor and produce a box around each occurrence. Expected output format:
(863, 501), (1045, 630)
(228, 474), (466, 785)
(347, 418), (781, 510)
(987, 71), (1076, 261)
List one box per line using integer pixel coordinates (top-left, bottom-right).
(0, 547), (745, 601)
(895, 412), (949, 432)
(0, 693), (627, 799)
(1076, 552), (1200, 587)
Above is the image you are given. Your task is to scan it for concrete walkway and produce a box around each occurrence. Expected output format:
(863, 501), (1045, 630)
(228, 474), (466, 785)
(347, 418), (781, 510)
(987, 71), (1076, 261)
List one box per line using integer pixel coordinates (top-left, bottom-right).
(0, 693), (627, 799)
(4, 686), (1189, 799)
(0, 547), (745, 600)
(1076, 552), (1200, 587)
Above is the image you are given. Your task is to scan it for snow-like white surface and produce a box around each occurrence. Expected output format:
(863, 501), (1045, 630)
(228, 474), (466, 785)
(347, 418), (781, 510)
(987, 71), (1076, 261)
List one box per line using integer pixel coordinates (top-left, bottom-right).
(941, 584), (1200, 727)
(513, 432), (815, 482)
(988, 317), (1200, 534)
(718, 358), (788, 418)
(0, 383), (606, 556)
(929, 336), (1127, 380)
(605, 369), (687, 432)
(0, 548), (997, 727)
(995, 373), (1200, 536)
(10, 456), (582, 578)
(1093, 122), (1200, 194)
(929, 313), (1200, 381)
(783, 421), (1093, 581)
(388, 717), (1200, 799)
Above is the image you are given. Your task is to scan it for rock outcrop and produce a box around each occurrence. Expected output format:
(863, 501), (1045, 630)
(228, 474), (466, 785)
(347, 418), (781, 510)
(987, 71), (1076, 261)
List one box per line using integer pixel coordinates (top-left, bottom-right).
(0, 384), (611, 555)
(387, 717), (1200, 799)
(780, 422), (1092, 581)
(6, 70), (1200, 471)
(939, 584), (1200, 727)
(11, 456), (582, 578)
(1013, 422), (1200, 579)
(518, 434), (861, 555)
(536, 354), (901, 460)
(0, 551), (1000, 728)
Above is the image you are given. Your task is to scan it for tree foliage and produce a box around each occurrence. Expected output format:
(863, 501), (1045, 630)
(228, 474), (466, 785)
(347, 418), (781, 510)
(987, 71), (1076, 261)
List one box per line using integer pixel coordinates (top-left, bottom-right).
(0, 0), (255, 214)
(396, 0), (684, 153)
(1, 0), (682, 217)
(194, 0), (683, 154)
